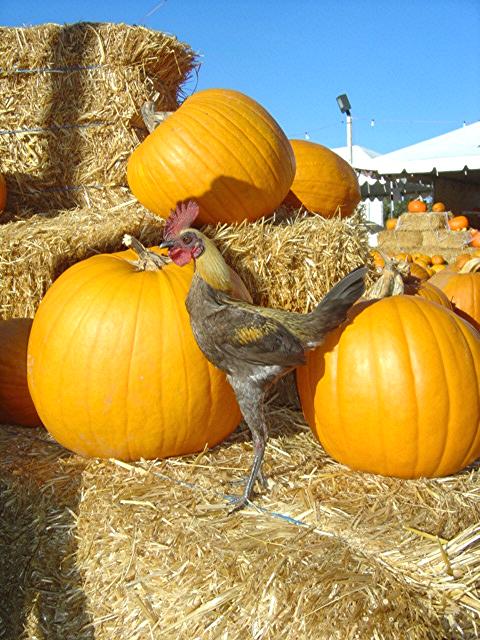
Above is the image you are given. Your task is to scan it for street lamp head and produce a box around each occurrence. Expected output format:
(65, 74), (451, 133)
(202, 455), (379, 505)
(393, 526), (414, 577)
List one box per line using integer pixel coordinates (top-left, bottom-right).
(336, 93), (351, 115)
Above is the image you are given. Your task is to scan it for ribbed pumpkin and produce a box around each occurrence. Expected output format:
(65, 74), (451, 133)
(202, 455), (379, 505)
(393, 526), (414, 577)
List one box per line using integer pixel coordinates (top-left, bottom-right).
(127, 88), (295, 225)
(296, 296), (480, 478)
(0, 318), (41, 427)
(284, 140), (361, 218)
(441, 272), (480, 331)
(27, 246), (241, 460)
(0, 173), (6, 212)
(432, 202), (446, 212)
(407, 199), (427, 213)
(404, 279), (452, 308)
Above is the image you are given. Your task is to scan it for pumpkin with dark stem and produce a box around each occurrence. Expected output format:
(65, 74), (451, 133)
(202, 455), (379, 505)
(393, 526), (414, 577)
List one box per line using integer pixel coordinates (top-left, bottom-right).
(127, 88), (295, 226)
(296, 296), (480, 478)
(0, 318), (41, 427)
(27, 242), (242, 460)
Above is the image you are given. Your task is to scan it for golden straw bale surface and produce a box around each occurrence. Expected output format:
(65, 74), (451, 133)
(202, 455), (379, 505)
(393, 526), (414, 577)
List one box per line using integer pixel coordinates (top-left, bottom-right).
(0, 204), (370, 320)
(0, 22), (198, 213)
(422, 229), (471, 250)
(377, 230), (423, 248)
(0, 199), (165, 319)
(1, 411), (479, 640)
(206, 209), (371, 312)
(396, 212), (449, 231)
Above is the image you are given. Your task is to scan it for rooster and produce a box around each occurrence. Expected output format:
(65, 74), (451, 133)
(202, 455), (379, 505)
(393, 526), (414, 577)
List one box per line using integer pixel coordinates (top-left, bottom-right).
(160, 202), (367, 510)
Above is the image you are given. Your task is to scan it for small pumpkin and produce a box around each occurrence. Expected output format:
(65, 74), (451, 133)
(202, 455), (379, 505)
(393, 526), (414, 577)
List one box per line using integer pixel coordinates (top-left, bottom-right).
(407, 199), (427, 213)
(385, 218), (397, 230)
(0, 173), (6, 212)
(471, 231), (480, 248)
(448, 215), (469, 231)
(27, 244), (242, 460)
(0, 318), (41, 427)
(296, 296), (480, 478)
(127, 88), (295, 226)
(409, 262), (430, 281)
(283, 139), (361, 218)
(432, 202), (446, 212)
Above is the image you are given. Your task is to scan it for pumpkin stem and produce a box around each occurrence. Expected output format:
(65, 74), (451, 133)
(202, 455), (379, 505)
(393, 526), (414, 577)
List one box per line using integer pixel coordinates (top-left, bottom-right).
(364, 253), (407, 299)
(140, 97), (174, 133)
(458, 257), (480, 274)
(122, 234), (170, 271)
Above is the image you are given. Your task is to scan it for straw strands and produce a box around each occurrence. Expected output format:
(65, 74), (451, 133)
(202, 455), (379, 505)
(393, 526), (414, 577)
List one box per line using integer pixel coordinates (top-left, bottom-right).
(1, 409), (479, 640)
(205, 207), (371, 312)
(0, 22), (198, 213)
(0, 202), (371, 320)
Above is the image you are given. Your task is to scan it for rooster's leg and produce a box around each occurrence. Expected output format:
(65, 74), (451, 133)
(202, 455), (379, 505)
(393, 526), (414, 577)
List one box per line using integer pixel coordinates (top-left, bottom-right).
(227, 378), (268, 512)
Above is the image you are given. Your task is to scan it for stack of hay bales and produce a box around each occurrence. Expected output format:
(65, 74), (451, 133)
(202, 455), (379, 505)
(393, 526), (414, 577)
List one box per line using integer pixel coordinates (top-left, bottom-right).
(378, 211), (473, 261)
(0, 23), (370, 321)
(0, 22), (198, 213)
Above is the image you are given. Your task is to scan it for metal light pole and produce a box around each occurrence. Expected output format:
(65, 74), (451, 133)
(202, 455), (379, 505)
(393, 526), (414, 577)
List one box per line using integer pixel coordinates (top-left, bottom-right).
(336, 94), (353, 165)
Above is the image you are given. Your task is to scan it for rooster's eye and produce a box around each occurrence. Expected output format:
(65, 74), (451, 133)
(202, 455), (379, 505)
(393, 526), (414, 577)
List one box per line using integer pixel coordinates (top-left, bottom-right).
(182, 232), (194, 245)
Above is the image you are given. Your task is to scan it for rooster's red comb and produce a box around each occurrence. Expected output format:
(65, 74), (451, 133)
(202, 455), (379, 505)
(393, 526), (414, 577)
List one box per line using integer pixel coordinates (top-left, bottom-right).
(163, 201), (200, 240)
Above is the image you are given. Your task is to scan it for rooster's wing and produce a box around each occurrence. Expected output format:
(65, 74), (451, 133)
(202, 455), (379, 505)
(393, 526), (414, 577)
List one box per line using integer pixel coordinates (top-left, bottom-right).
(202, 295), (307, 370)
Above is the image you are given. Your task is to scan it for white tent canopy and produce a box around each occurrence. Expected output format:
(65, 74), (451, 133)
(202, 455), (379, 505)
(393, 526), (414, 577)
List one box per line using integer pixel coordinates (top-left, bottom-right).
(369, 121), (480, 175)
(331, 144), (380, 170)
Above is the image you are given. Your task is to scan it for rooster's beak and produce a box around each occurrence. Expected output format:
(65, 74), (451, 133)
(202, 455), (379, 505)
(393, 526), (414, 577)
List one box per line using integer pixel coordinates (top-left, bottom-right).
(159, 239), (174, 249)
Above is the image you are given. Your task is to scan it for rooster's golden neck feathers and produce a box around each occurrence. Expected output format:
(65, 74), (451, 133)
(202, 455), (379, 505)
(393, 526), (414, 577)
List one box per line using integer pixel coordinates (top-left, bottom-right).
(188, 231), (232, 293)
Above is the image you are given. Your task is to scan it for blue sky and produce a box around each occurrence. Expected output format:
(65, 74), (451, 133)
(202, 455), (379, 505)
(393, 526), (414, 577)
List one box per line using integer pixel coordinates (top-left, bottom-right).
(1, 0), (479, 153)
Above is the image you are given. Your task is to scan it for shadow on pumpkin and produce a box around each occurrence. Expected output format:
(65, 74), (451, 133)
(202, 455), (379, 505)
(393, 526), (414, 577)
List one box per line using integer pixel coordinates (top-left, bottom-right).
(0, 426), (93, 640)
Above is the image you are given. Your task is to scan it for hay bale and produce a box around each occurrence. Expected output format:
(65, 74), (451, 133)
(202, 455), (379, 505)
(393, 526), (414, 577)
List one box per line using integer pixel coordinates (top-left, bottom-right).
(0, 22), (198, 213)
(206, 209), (371, 312)
(1, 416), (479, 639)
(377, 230), (423, 253)
(396, 212), (449, 231)
(0, 199), (166, 319)
(422, 230), (471, 250)
(0, 205), (370, 320)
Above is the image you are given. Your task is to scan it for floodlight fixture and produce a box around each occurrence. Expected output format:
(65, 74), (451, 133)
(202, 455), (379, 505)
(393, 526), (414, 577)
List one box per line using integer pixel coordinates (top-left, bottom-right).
(336, 93), (351, 115)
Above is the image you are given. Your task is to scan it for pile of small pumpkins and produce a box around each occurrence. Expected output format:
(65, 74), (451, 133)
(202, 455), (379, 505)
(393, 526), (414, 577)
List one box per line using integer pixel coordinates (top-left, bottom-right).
(1, 88), (480, 484)
(387, 198), (480, 247)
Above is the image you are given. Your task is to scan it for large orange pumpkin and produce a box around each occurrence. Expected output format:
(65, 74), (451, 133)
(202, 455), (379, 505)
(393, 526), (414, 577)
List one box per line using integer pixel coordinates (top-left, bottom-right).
(0, 173), (6, 212)
(284, 140), (361, 218)
(441, 272), (480, 331)
(27, 247), (242, 460)
(127, 88), (295, 226)
(0, 318), (41, 427)
(407, 199), (427, 213)
(296, 296), (480, 478)
(404, 279), (452, 308)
